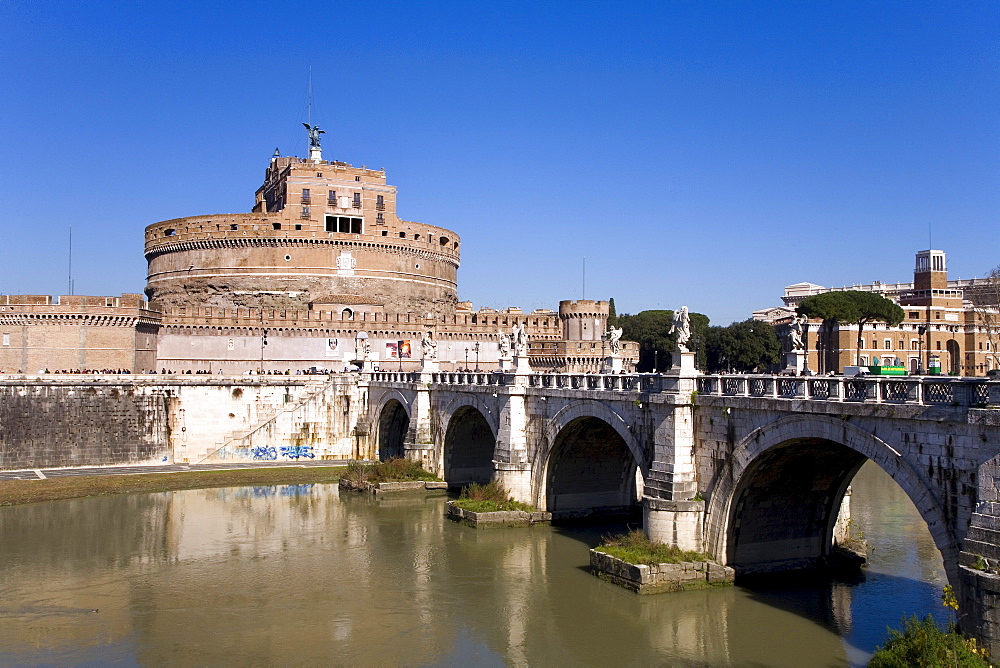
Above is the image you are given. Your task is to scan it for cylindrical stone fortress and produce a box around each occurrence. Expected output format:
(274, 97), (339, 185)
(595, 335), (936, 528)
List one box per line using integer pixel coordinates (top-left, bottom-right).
(145, 156), (460, 315)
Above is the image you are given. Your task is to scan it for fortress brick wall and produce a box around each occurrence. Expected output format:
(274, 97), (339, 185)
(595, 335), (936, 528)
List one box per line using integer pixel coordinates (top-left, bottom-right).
(0, 379), (171, 469)
(0, 295), (158, 373)
(0, 376), (362, 470)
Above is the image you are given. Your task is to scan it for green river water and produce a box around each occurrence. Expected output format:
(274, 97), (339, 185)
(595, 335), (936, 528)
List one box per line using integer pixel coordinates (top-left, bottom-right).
(0, 461), (948, 666)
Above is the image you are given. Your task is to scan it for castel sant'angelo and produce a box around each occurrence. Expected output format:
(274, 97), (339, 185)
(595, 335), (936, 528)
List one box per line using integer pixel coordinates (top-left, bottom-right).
(1, 126), (636, 374)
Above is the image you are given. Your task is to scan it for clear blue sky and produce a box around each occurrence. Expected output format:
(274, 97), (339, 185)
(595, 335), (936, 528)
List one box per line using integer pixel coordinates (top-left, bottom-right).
(2, 1), (997, 325)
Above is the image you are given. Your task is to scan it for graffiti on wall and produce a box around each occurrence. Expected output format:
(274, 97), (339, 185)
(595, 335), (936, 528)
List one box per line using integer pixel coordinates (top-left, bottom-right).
(214, 444), (316, 461)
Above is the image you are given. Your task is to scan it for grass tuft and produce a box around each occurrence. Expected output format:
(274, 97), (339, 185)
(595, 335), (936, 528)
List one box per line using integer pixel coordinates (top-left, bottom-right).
(340, 458), (439, 486)
(595, 529), (711, 565)
(453, 481), (535, 512)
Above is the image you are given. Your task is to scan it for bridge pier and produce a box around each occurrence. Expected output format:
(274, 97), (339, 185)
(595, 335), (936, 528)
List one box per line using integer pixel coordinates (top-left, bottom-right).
(643, 358), (705, 552)
(959, 500), (1000, 656)
(495, 379), (533, 505)
(405, 376), (437, 471)
(494, 461), (533, 505)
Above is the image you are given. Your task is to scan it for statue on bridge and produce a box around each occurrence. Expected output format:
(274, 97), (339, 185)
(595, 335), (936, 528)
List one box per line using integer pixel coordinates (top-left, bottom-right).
(512, 322), (527, 357)
(788, 315), (806, 351)
(606, 326), (623, 355)
(669, 306), (692, 352)
(421, 331), (438, 360)
(497, 331), (510, 358)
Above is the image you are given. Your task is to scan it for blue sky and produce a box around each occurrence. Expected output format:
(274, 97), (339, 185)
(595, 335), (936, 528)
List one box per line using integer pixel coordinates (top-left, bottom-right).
(1, 1), (997, 325)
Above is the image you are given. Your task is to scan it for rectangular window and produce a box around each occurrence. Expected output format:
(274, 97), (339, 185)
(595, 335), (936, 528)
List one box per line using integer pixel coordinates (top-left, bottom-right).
(2, 333), (9, 346)
(294, 224), (302, 231)
(353, 192), (361, 208)
(272, 223), (281, 230)
(301, 206), (310, 219)
(911, 339), (918, 350)
(301, 188), (311, 204)
(936, 341), (942, 350)
(326, 216), (363, 233)
(376, 212), (384, 224)
(328, 190), (337, 205)
(376, 195), (385, 211)
(909, 311), (920, 319)
(884, 339), (891, 350)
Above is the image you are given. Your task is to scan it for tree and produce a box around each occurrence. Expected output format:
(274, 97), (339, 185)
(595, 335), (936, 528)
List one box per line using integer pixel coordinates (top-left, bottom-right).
(617, 309), (711, 372)
(608, 298), (617, 327)
(849, 291), (905, 366)
(797, 292), (860, 373)
(797, 290), (903, 370)
(967, 265), (1000, 372)
(704, 320), (781, 373)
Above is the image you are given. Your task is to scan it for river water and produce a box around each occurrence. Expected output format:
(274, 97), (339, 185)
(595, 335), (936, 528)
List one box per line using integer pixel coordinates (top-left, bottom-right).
(0, 461), (948, 666)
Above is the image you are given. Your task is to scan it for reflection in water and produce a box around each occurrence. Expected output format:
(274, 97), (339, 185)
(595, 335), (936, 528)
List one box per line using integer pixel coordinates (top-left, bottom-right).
(0, 461), (945, 666)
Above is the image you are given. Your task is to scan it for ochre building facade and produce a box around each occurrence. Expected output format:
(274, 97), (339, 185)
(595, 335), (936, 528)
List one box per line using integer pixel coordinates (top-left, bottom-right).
(763, 250), (998, 376)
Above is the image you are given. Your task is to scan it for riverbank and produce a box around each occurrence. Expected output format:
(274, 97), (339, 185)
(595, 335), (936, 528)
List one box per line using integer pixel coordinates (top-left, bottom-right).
(0, 466), (347, 507)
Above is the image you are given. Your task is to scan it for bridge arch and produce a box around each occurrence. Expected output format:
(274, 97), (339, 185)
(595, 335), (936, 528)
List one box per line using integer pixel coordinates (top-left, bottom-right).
(537, 402), (646, 516)
(373, 392), (411, 461)
(705, 414), (957, 580)
(438, 394), (500, 486)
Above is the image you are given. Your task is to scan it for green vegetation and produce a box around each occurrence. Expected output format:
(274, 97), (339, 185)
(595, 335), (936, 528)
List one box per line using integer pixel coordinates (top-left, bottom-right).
(0, 466), (347, 507)
(703, 319), (782, 374)
(340, 458), (439, 486)
(868, 615), (990, 667)
(452, 481), (536, 513)
(797, 290), (904, 369)
(595, 529), (711, 566)
(616, 309), (711, 372)
(868, 585), (991, 666)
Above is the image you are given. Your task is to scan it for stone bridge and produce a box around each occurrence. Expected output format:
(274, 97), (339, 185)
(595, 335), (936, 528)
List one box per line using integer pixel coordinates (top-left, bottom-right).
(362, 368), (1000, 651)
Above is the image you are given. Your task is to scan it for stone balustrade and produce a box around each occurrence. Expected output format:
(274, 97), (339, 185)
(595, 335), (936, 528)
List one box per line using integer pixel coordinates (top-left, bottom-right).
(695, 374), (999, 407)
(365, 369), (1000, 407)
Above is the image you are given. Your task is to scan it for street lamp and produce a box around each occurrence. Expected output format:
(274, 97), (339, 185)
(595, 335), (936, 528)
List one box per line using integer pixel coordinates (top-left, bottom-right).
(653, 349), (658, 374)
(464, 347), (469, 370)
(917, 325), (927, 374)
(474, 342), (480, 371)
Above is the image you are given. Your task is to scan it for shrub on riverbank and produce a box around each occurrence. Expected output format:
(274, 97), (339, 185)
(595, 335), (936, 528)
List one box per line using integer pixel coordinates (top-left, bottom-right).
(595, 530), (711, 566)
(340, 458), (439, 487)
(868, 614), (990, 667)
(452, 481), (535, 513)
(0, 467), (346, 507)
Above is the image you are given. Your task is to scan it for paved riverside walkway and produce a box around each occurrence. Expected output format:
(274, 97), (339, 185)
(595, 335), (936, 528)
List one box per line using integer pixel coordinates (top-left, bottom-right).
(0, 460), (355, 482)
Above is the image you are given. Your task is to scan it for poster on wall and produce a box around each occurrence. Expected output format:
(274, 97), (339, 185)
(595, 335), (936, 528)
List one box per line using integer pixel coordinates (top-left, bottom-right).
(385, 342), (398, 358)
(398, 340), (412, 359)
(325, 338), (340, 357)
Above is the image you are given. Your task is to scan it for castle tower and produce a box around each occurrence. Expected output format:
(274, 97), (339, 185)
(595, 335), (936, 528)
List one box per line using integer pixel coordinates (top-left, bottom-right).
(558, 300), (609, 341)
